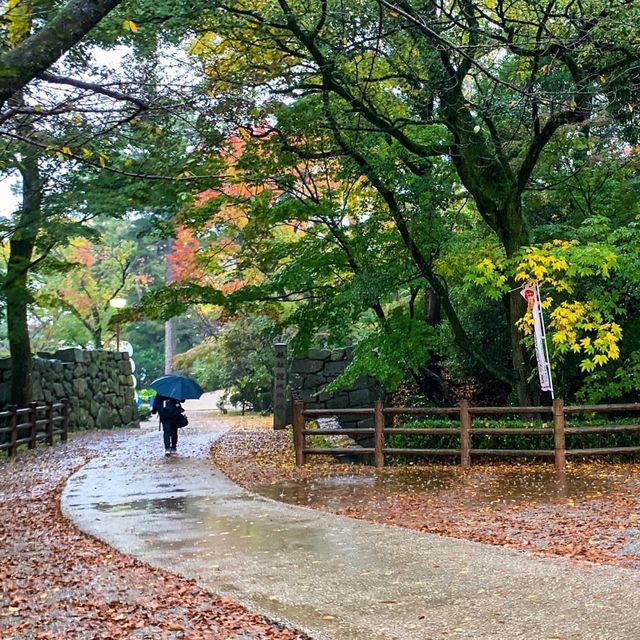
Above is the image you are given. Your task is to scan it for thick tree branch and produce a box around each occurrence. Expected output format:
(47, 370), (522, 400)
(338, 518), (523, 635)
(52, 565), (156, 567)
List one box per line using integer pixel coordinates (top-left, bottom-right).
(40, 73), (150, 110)
(322, 92), (515, 384)
(0, 0), (123, 106)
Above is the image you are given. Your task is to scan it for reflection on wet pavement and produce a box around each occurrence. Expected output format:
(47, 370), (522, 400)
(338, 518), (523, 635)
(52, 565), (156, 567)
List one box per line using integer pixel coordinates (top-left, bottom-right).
(255, 466), (622, 509)
(62, 423), (640, 640)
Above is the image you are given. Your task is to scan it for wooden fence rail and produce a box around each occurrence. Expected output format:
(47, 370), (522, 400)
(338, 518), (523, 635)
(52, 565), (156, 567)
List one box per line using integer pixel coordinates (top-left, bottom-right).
(0, 399), (70, 458)
(292, 399), (640, 471)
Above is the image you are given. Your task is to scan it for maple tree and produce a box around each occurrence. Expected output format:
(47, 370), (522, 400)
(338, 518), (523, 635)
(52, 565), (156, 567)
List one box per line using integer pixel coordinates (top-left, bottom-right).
(36, 229), (146, 349)
(0, 0), (222, 404)
(188, 0), (640, 405)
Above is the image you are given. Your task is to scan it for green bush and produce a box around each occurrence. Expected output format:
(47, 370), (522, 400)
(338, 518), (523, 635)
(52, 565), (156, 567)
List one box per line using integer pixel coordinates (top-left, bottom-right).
(386, 416), (640, 459)
(138, 405), (152, 421)
(138, 388), (156, 404)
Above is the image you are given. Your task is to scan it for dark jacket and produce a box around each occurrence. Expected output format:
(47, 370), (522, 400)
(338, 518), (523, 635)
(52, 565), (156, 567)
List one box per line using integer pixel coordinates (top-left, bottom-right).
(152, 395), (184, 426)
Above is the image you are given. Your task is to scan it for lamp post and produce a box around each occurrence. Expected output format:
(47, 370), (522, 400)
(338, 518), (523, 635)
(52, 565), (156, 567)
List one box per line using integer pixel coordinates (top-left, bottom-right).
(109, 297), (127, 350)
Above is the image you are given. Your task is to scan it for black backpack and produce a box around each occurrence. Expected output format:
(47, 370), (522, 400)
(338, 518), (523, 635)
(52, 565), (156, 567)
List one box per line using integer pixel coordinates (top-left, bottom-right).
(157, 399), (181, 419)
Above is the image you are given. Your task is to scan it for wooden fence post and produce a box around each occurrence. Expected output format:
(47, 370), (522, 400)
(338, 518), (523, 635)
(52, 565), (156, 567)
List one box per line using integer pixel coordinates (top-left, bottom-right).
(8, 405), (17, 458)
(553, 398), (566, 472)
(28, 402), (38, 450)
(292, 400), (305, 467)
(61, 398), (70, 443)
(45, 402), (54, 446)
(459, 400), (471, 469)
(374, 399), (385, 469)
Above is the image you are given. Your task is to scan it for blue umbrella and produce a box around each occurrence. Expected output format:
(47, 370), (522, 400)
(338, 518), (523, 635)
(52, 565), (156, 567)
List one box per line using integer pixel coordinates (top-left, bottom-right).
(150, 375), (204, 401)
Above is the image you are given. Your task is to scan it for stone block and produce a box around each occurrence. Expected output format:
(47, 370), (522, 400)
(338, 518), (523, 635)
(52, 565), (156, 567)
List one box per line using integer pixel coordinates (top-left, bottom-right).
(290, 359), (324, 375)
(117, 359), (132, 375)
(356, 417), (374, 429)
(0, 382), (10, 404)
(119, 405), (134, 423)
(326, 395), (349, 409)
(325, 361), (348, 377)
(348, 389), (371, 407)
(307, 349), (331, 361)
(96, 406), (116, 429)
(32, 380), (43, 402)
(104, 393), (118, 407)
(297, 390), (316, 403)
(330, 348), (347, 361)
(54, 348), (86, 363)
(73, 379), (88, 396)
(33, 358), (48, 371)
(0, 358), (12, 371)
(353, 376), (370, 390)
(302, 374), (324, 390)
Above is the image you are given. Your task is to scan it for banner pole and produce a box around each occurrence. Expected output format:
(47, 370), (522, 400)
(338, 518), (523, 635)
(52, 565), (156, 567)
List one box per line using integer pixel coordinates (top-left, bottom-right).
(534, 281), (555, 400)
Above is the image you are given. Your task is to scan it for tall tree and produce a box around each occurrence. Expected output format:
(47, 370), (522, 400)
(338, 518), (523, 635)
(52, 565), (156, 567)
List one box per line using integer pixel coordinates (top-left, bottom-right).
(0, 0), (222, 403)
(193, 0), (640, 403)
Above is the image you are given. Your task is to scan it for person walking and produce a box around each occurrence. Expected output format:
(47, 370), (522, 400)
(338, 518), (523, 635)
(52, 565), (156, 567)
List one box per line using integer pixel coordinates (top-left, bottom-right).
(151, 394), (187, 456)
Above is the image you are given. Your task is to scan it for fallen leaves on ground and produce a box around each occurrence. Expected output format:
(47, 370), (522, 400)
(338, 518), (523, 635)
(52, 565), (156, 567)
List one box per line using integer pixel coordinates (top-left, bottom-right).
(211, 429), (640, 568)
(0, 434), (309, 640)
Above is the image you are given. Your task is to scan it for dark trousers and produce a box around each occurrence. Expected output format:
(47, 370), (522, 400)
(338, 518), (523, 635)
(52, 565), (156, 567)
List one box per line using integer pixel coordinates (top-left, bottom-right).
(163, 422), (178, 450)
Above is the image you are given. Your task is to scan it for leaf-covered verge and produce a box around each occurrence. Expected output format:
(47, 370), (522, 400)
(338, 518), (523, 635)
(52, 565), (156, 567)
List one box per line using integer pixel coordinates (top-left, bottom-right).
(0, 433), (308, 640)
(211, 430), (640, 568)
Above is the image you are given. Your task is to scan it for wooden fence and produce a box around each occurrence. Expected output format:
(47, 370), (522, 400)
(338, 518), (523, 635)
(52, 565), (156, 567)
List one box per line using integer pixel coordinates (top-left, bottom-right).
(0, 400), (70, 458)
(292, 399), (640, 471)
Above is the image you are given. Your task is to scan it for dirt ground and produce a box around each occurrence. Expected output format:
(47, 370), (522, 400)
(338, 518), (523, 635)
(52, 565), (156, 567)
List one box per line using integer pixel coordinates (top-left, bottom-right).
(210, 426), (640, 568)
(0, 430), (309, 640)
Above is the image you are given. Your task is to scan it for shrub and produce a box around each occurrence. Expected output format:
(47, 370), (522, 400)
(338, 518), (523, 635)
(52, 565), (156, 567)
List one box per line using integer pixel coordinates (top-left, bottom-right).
(385, 415), (640, 461)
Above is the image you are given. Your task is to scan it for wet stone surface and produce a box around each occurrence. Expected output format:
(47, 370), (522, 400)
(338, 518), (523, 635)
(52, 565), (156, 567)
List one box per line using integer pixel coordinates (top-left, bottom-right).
(64, 422), (640, 640)
(253, 466), (623, 509)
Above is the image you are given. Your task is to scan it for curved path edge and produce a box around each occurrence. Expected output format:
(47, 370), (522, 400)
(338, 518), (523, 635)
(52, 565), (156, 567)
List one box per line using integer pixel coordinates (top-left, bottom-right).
(63, 424), (640, 640)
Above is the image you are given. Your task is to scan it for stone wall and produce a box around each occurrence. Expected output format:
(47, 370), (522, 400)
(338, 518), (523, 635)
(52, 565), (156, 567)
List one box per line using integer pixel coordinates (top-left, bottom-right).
(289, 347), (380, 429)
(0, 348), (139, 431)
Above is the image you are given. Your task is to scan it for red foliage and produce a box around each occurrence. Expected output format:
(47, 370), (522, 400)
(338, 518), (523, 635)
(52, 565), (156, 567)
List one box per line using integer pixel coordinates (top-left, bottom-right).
(167, 225), (201, 283)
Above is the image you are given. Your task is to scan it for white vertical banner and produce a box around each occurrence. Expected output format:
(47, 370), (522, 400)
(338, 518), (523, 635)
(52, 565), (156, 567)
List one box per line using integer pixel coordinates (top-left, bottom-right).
(520, 283), (554, 397)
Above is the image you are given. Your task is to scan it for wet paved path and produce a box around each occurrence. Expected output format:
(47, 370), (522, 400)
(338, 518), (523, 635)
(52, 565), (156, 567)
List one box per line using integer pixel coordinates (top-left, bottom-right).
(63, 421), (640, 640)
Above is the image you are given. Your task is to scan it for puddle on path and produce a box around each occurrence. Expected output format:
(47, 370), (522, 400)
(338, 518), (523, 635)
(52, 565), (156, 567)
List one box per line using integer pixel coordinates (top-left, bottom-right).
(255, 466), (632, 509)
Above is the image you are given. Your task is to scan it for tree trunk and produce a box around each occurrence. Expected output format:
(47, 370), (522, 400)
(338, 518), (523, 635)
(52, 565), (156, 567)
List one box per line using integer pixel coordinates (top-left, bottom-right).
(0, 0), (123, 106)
(508, 289), (532, 406)
(5, 152), (42, 406)
(164, 317), (176, 374)
(502, 198), (534, 406)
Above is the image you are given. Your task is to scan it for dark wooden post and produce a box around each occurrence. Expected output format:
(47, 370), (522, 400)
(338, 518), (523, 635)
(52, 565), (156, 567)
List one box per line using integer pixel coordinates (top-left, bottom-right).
(553, 398), (566, 472)
(273, 342), (288, 429)
(28, 402), (38, 449)
(459, 400), (471, 469)
(292, 400), (305, 467)
(8, 405), (17, 458)
(45, 401), (54, 446)
(61, 398), (70, 443)
(374, 399), (385, 469)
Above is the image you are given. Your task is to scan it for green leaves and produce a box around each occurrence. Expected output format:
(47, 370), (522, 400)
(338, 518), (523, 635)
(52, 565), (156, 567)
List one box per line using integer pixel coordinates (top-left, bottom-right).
(324, 308), (439, 393)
